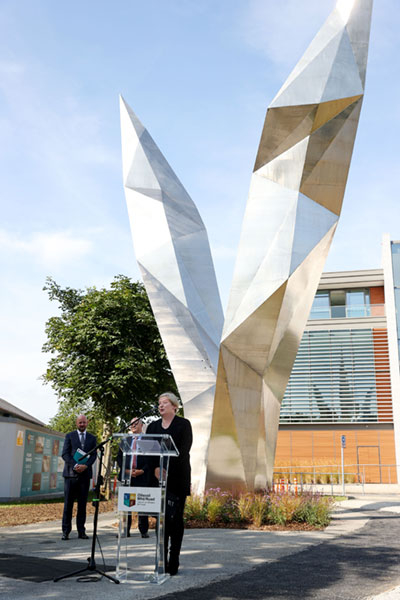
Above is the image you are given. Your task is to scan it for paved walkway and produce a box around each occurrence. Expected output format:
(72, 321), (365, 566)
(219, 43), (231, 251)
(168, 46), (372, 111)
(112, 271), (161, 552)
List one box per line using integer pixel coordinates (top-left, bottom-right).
(1, 495), (400, 600)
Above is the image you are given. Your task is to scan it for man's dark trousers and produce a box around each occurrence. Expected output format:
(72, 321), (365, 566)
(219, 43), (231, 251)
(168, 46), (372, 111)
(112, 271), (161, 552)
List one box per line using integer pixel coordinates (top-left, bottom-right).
(117, 440), (149, 536)
(62, 475), (91, 536)
(61, 429), (97, 536)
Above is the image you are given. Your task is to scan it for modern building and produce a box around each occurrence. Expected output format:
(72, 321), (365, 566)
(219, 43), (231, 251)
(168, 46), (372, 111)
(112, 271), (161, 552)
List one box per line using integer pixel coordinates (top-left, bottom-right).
(275, 236), (400, 485)
(0, 397), (65, 500)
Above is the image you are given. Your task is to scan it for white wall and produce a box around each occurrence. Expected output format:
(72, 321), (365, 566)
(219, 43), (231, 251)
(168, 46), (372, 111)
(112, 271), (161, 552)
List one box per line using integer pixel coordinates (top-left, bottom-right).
(382, 234), (400, 483)
(0, 421), (25, 498)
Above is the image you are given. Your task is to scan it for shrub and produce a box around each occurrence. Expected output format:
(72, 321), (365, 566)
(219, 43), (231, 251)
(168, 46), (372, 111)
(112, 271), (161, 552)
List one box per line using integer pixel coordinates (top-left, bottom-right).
(237, 494), (253, 523)
(206, 497), (224, 524)
(184, 494), (206, 521)
(316, 473), (330, 484)
(184, 489), (334, 528)
(251, 495), (268, 527)
(303, 472), (314, 484)
(268, 492), (304, 525)
(204, 487), (239, 524)
(294, 493), (334, 527)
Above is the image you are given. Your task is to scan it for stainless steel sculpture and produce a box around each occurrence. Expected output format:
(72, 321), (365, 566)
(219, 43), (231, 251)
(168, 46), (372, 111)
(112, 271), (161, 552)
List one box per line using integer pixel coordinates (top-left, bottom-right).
(120, 97), (224, 492)
(121, 0), (372, 492)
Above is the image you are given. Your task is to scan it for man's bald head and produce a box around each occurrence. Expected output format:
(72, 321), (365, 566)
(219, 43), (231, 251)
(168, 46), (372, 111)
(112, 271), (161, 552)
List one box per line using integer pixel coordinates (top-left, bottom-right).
(76, 415), (88, 432)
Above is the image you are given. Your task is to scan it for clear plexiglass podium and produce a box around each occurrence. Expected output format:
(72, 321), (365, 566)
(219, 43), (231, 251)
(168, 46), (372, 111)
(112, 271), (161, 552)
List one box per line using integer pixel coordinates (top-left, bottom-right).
(113, 433), (179, 584)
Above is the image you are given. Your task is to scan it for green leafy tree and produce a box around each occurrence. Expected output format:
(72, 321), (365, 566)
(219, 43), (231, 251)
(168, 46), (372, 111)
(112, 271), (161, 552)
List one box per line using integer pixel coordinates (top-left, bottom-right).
(43, 275), (175, 420)
(42, 275), (177, 492)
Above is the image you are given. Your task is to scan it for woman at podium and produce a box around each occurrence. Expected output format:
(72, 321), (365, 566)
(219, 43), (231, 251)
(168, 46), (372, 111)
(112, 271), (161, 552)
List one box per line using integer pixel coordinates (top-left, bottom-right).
(147, 392), (192, 576)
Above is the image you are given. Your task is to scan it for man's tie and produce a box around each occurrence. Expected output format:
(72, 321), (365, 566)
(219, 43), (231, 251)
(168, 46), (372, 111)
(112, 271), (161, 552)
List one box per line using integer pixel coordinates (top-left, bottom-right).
(80, 433), (85, 449)
(132, 437), (137, 469)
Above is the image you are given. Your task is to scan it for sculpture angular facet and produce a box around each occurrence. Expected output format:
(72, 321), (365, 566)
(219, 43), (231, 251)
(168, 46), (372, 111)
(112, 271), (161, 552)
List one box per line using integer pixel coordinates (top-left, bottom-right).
(120, 97), (224, 492)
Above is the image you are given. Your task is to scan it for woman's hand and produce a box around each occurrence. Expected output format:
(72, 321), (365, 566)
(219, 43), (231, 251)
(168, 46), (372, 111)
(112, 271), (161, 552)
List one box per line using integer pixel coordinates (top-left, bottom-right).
(131, 468), (144, 477)
(154, 467), (167, 481)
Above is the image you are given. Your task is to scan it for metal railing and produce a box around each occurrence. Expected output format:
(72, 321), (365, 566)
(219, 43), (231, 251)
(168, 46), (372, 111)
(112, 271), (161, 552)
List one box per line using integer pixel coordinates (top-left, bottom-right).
(309, 303), (385, 320)
(273, 469), (364, 496)
(273, 464), (398, 495)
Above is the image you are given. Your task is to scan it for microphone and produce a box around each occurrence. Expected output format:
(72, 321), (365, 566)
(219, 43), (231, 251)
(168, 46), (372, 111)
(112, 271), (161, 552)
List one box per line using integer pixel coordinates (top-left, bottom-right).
(123, 405), (157, 431)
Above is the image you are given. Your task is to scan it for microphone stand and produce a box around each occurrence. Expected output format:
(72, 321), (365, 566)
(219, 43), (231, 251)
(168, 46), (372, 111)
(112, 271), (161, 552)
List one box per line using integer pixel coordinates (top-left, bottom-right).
(54, 405), (156, 584)
(54, 436), (119, 583)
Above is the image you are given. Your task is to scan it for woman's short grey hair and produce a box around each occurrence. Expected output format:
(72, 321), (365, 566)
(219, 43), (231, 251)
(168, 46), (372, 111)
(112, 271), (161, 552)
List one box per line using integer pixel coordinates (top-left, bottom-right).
(158, 392), (180, 409)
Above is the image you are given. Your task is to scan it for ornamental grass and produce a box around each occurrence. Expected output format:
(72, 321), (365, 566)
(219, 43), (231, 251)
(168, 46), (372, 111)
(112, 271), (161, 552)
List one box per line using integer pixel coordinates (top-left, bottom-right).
(184, 488), (334, 529)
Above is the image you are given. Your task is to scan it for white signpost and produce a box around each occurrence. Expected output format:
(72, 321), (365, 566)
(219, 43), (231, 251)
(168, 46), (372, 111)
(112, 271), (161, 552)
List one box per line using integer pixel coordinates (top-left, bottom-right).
(341, 435), (346, 496)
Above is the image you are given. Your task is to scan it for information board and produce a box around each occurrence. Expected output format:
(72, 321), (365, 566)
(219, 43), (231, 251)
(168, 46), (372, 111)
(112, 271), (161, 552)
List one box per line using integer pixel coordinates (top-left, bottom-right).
(20, 429), (65, 497)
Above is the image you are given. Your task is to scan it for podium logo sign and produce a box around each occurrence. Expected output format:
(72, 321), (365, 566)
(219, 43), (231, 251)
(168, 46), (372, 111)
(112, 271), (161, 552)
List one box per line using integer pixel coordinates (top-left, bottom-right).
(124, 493), (136, 507)
(117, 486), (161, 513)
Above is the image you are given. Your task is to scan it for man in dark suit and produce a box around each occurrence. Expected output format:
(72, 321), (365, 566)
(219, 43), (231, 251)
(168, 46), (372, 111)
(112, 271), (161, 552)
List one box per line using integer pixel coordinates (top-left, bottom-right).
(61, 414), (97, 540)
(117, 417), (149, 538)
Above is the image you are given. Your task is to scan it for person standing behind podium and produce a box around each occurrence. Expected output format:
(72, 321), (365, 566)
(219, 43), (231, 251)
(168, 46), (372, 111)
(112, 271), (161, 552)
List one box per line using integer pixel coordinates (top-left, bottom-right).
(117, 417), (149, 538)
(146, 392), (192, 576)
(61, 414), (97, 540)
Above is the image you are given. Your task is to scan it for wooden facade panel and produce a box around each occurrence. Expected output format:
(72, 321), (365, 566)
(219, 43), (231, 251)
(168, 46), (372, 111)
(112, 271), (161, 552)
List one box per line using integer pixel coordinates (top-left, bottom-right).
(370, 287), (385, 316)
(373, 328), (392, 422)
(358, 446), (381, 482)
(275, 431), (291, 463)
(313, 431), (336, 462)
(379, 430), (396, 461)
(379, 430), (397, 483)
(356, 430), (379, 445)
(370, 286), (385, 304)
(291, 432), (313, 460)
(275, 427), (397, 483)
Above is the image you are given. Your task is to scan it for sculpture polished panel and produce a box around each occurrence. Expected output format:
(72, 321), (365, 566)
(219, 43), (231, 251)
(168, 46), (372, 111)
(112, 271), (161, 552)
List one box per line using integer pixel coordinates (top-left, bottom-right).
(120, 97), (224, 492)
(207, 0), (373, 491)
(121, 0), (373, 492)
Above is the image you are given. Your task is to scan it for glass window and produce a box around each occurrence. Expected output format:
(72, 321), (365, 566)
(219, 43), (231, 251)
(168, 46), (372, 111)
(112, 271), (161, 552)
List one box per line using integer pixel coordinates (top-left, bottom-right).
(330, 290), (346, 318)
(309, 290), (330, 319)
(391, 243), (400, 287)
(309, 287), (374, 320)
(391, 244), (400, 353)
(394, 289), (400, 341)
(281, 328), (385, 424)
(346, 289), (370, 317)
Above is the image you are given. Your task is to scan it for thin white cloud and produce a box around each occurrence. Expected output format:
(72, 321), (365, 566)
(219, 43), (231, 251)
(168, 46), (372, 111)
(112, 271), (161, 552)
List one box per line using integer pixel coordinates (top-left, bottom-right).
(0, 57), (119, 212)
(0, 275), (61, 422)
(0, 229), (93, 267)
(237, 0), (334, 69)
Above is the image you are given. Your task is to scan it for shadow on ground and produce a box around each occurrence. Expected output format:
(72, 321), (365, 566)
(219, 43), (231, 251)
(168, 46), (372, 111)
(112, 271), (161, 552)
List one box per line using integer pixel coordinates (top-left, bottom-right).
(158, 511), (400, 600)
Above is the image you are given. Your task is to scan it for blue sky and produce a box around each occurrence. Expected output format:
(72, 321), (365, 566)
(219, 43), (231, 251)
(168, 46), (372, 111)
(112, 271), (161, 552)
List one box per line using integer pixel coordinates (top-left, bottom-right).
(0, 0), (398, 423)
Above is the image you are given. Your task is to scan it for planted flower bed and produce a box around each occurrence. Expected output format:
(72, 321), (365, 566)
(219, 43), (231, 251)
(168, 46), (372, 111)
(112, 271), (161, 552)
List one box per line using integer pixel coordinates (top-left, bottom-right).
(184, 488), (334, 529)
